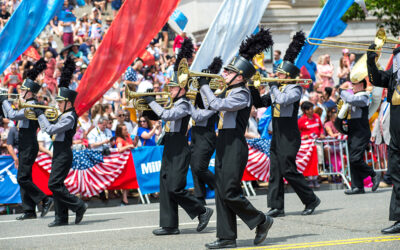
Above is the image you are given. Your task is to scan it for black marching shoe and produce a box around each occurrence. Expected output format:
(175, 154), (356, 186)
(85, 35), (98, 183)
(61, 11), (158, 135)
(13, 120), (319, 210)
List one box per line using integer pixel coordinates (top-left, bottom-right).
(16, 213), (36, 220)
(205, 239), (237, 249)
(381, 221), (400, 234)
(302, 197), (321, 215)
(266, 208), (285, 217)
(41, 197), (54, 217)
(48, 220), (68, 227)
(344, 187), (365, 195)
(152, 227), (180, 236)
(197, 207), (213, 232)
(371, 174), (380, 192)
(254, 216), (274, 245)
(75, 203), (88, 224)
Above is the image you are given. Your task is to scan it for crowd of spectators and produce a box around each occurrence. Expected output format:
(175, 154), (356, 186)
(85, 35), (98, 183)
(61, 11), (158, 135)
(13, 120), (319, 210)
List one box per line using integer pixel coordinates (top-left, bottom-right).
(0, 0), (391, 206)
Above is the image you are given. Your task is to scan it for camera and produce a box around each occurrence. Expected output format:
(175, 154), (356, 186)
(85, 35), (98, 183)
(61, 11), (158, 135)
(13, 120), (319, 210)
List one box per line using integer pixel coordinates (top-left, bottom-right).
(102, 145), (111, 156)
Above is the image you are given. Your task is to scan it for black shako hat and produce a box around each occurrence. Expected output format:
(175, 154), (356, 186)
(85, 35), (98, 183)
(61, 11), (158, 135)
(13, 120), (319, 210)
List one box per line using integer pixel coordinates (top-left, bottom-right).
(224, 28), (273, 79)
(56, 87), (78, 104)
(276, 31), (306, 78)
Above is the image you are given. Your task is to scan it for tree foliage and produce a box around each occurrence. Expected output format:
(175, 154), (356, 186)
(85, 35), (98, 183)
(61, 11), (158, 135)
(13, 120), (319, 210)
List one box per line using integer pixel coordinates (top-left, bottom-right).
(321, 0), (400, 37)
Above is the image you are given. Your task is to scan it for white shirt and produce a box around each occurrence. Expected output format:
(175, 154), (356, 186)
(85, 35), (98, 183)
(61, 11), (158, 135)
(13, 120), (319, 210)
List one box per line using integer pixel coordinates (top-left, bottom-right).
(37, 130), (53, 151)
(87, 126), (111, 150)
(78, 117), (92, 132)
(111, 120), (135, 134)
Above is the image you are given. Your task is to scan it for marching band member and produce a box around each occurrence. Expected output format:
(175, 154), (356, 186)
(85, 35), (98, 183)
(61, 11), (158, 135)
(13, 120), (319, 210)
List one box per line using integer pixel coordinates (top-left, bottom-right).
(142, 38), (213, 236)
(0, 59), (54, 220)
(367, 44), (400, 234)
(339, 79), (379, 195)
(200, 29), (274, 249)
(34, 57), (87, 227)
(190, 57), (223, 205)
(251, 31), (320, 218)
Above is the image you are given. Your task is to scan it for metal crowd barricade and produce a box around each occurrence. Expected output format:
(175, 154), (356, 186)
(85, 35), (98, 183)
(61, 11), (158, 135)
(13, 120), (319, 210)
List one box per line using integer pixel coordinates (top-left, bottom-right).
(366, 143), (388, 173)
(315, 138), (352, 189)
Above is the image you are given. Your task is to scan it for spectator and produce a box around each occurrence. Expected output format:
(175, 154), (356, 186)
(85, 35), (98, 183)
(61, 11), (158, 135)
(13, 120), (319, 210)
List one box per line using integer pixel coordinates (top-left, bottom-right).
(60, 19), (75, 46)
(349, 53), (356, 69)
(78, 111), (93, 134)
(298, 101), (324, 188)
(3, 64), (22, 95)
(304, 56), (317, 91)
(115, 124), (136, 205)
(87, 117), (111, 151)
(124, 58), (144, 90)
(245, 107), (260, 139)
(323, 87), (337, 109)
(172, 31), (187, 54)
(91, 103), (105, 124)
(272, 50), (282, 74)
(252, 52), (267, 77)
(6, 126), (18, 168)
(337, 56), (350, 85)
(112, 109), (133, 134)
(103, 82), (120, 109)
(316, 54), (334, 91)
(124, 110), (137, 134)
(44, 51), (58, 94)
(93, 0), (106, 14)
(75, 13), (89, 44)
(111, 0), (123, 17)
(0, 4), (11, 27)
(137, 115), (159, 146)
(38, 130), (53, 157)
(324, 107), (340, 137)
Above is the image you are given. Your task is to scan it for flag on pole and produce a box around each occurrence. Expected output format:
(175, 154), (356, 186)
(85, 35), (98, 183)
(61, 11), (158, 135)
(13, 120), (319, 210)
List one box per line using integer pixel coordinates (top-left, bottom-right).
(0, 0), (63, 74)
(190, 0), (271, 72)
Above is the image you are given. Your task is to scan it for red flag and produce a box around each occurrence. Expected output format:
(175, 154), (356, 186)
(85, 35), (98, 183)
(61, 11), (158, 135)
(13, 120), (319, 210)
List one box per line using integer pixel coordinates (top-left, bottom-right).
(75, 0), (180, 116)
(23, 46), (41, 60)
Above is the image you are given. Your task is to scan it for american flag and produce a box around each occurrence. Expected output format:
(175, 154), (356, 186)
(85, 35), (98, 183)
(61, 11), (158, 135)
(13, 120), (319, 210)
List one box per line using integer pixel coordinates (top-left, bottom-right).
(246, 137), (317, 182)
(35, 149), (131, 197)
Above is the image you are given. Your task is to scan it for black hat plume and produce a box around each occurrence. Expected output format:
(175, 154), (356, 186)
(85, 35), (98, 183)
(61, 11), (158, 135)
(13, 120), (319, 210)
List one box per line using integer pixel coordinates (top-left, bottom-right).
(207, 56), (223, 74)
(59, 56), (76, 88)
(239, 28), (274, 60)
(26, 58), (47, 81)
(283, 31), (306, 63)
(174, 38), (194, 72)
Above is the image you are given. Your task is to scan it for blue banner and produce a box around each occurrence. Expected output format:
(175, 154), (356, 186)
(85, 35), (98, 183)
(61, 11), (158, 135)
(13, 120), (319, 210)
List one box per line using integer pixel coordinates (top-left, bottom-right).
(133, 146), (215, 195)
(0, 0), (63, 74)
(0, 156), (21, 204)
(295, 0), (354, 68)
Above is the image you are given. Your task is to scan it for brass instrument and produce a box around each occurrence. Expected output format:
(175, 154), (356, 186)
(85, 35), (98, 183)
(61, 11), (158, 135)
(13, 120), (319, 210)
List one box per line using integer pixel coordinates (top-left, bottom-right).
(177, 58), (227, 92)
(18, 99), (59, 121)
(249, 72), (312, 88)
(307, 28), (400, 54)
(0, 93), (19, 100)
(125, 87), (172, 111)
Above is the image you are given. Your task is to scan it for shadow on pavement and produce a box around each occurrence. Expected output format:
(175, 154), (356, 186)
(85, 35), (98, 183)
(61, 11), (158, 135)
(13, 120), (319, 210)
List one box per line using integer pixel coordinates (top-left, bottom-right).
(236, 233), (318, 247)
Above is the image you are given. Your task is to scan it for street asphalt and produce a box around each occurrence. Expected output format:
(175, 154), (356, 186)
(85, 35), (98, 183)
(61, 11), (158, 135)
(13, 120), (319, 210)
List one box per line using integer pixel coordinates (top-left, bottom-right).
(0, 188), (399, 250)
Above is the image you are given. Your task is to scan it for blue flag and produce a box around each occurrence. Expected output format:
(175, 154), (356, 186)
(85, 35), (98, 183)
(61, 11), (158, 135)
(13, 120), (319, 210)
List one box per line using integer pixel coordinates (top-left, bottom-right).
(0, 0), (63, 74)
(169, 9), (188, 32)
(295, 0), (355, 68)
(0, 156), (21, 204)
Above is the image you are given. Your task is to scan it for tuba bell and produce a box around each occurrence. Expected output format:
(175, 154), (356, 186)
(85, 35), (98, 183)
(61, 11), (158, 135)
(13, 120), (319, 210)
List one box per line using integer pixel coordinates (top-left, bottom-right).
(125, 87), (172, 111)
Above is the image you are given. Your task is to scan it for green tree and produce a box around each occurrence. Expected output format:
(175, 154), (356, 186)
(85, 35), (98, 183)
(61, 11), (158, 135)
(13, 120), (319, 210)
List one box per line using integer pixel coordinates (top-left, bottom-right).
(322, 0), (400, 37)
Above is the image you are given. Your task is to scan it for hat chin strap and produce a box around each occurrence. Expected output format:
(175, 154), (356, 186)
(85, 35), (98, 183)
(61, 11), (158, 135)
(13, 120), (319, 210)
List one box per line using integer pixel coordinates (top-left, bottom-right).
(227, 72), (240, 86)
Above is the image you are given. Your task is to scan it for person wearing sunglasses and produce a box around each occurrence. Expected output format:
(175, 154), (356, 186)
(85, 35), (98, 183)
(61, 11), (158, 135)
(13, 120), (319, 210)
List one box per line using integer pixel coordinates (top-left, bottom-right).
(137, 115), (159, 146)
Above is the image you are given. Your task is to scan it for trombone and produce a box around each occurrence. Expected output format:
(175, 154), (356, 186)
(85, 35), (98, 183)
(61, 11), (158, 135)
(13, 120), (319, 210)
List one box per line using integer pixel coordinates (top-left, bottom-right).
(177, 58), (227, 92)
(0, 93), (19, 100)
(307, 29), (400, 54)
(249, 72), (312, 88)
(125, 87), (172, 111)
(18, 99), (59, 121)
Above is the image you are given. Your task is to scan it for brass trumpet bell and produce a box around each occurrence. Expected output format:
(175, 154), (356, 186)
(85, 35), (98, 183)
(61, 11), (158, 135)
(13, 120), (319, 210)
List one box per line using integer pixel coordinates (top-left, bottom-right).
(125, 87), (172, 111)
(18, 99), (59, 121)
(177, 58), (226, 92)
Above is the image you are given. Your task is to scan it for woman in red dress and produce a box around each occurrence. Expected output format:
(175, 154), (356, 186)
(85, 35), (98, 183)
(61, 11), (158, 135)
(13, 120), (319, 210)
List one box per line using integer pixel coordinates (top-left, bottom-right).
(115, 124), (135, 205)
(298, 101), (325, 187)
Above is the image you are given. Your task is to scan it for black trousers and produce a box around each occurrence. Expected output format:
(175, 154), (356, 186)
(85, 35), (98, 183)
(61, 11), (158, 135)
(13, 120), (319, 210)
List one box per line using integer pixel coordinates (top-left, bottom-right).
(348, 135), (375, 189)
(49, 146), (84, 222)
(389, 144), (400, 221)
(17, 138), (46, 213)
(190, 127), (216, 199)
(268, 128), (316, 210)
(160, 133), (205, 228)
(215, 130), (265, 240)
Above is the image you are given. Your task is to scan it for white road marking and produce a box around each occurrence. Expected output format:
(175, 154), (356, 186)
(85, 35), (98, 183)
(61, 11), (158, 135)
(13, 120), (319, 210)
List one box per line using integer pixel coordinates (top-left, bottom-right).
(0, 208), (160, 223)
(0, 220), (216, 241)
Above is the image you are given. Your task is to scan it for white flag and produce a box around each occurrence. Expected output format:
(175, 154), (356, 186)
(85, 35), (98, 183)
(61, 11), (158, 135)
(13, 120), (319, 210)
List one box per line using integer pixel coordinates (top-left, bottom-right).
(190, 0), (271, 72)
